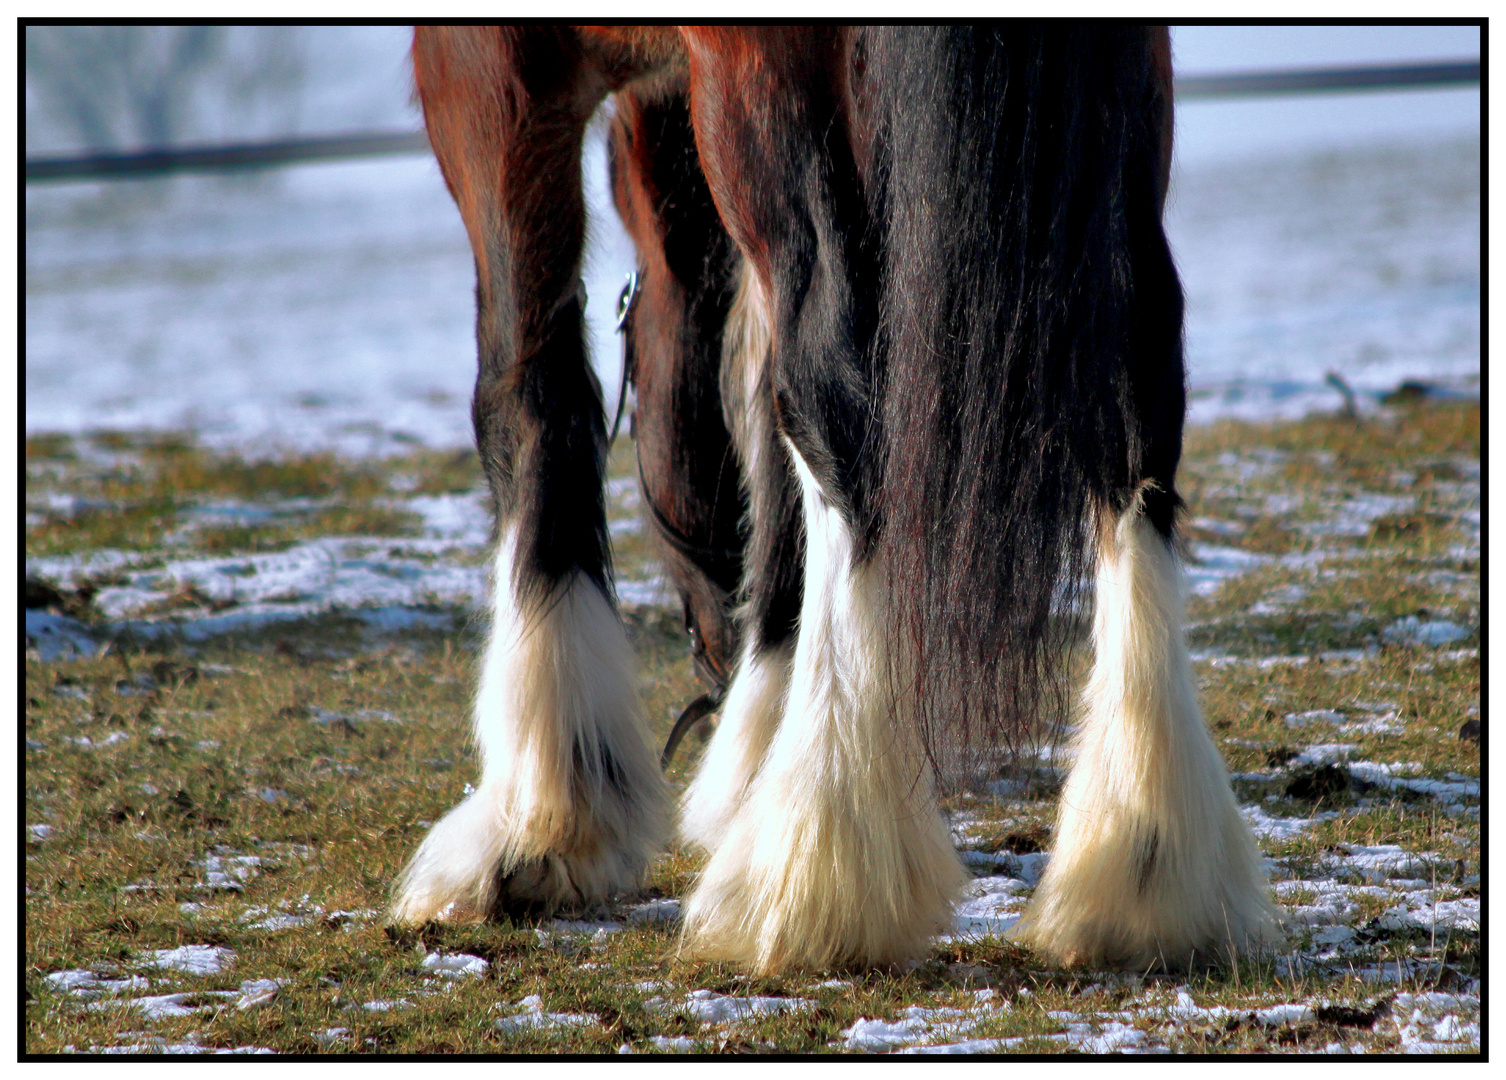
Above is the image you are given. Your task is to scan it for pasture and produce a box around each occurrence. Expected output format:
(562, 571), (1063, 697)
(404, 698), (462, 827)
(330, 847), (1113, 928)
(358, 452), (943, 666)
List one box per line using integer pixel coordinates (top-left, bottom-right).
(24, 398), (1480, 1055)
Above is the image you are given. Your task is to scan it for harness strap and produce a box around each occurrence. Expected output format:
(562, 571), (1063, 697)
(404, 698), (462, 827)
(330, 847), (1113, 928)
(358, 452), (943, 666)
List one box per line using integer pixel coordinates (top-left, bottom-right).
(636, 459), (743, 577)
(608, 271), (639, 446)
(636, 456), (740, 683)
(661, 688), (725, 770)
(615, 266), (741, 593)
(610, 268), (734, 762)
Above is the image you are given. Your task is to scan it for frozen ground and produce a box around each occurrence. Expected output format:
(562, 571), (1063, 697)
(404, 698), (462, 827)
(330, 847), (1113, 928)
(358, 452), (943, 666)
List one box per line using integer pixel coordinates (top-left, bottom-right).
(24, 472), (672, 661)
(25, 101), (1481, 1057)
(27, 432), (1482, 1053)
(25, 132), (1479, 454)
(40, 822), (1481, 1054)
(1167, 138), (1478, 425)
(37, 785), (1482, 1054)
(23, 441), (1477, 663)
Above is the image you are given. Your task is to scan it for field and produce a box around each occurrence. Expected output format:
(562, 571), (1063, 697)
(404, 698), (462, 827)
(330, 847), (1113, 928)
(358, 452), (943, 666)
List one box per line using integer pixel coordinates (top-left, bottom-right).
(23, 400), (1480, 1056)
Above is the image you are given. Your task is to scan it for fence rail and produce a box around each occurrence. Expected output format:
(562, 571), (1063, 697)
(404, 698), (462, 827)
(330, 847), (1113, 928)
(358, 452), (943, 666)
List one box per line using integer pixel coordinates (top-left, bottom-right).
(1175, 59), (1479, 98)
(25, 59), (1481, 183)
(25, 130), (430, 183)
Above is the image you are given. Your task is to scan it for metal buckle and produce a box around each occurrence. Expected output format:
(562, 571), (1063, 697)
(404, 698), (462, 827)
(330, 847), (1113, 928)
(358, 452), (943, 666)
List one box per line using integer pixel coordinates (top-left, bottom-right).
(615, 270), (639, 332)
(608, 271), (640, 445)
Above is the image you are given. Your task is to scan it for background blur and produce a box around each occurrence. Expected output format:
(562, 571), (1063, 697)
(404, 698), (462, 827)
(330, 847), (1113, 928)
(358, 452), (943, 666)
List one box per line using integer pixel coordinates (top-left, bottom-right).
(24, 25), (1482, 456)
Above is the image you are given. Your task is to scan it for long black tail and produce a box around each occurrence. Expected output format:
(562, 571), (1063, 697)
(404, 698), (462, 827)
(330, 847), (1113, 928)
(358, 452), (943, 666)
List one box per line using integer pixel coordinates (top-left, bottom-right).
(866, 27), (1187, 766)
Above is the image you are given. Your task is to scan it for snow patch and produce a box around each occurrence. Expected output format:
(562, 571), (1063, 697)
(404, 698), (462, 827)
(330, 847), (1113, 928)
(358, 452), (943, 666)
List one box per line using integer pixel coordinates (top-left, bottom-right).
(495, 995), (600, 1033)
(422, 952), (489, 978)
(1383, 616), (1470, 647)
(142, 945), (236, 976)
(646, 990), (816, 1025)
(624, 898), (681, 924)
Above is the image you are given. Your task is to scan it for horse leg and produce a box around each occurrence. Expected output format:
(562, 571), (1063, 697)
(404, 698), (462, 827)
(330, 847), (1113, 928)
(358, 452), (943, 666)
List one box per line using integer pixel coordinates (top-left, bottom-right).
(678, 260), (803, 852)
(392, 27), (665, 923)
(1019, 493), (1281, 968)
(1017, 29), (1281, 968)
(680, 424), (967, 972)
(609, 84), (804, 852)
(676, 29), (966, 971)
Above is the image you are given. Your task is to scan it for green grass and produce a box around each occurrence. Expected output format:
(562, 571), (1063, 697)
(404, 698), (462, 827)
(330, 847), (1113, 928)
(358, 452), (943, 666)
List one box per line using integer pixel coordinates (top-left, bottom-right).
(24, 402), (1480, 1055)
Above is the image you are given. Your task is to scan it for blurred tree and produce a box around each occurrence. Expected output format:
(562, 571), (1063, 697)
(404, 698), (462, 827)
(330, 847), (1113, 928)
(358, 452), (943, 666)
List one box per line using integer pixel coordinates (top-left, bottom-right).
(25, 26), (307, 154)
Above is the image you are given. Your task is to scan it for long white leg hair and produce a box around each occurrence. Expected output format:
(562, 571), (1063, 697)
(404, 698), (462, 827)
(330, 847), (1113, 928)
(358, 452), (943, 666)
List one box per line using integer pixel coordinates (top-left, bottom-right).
(1017, 496), (1281, 966)
(679, 442), (967, 973)
(391, 527), (665, 922)
(680, 265), (793, 852)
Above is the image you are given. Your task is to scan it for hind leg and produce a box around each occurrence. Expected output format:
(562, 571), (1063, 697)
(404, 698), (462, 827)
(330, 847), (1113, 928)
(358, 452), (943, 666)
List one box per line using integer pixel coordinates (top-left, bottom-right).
(676, 263), (806, 853)
(1018, 32), (1279, 966)
(1018, 499), (1281, 967)
(392, 28), (665, 923)
(680, 428), (966, 972)
(605, 88), (799, 852)
(676, 30), (965, 971)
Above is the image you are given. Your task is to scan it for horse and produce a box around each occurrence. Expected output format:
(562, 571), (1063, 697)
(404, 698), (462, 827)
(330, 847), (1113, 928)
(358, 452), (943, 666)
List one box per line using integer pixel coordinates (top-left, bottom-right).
(389, 25), (1282, 975)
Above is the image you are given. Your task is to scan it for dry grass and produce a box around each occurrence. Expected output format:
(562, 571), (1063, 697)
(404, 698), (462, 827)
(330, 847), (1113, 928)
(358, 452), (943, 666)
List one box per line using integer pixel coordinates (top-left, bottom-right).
(24, 401), (1479, 1055)
(24, 432), (448, 557)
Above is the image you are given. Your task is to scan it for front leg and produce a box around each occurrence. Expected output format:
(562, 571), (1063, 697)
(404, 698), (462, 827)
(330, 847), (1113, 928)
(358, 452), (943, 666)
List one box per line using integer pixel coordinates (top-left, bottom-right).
(393, 519), (666, 919)
(391, 27), (665, 923)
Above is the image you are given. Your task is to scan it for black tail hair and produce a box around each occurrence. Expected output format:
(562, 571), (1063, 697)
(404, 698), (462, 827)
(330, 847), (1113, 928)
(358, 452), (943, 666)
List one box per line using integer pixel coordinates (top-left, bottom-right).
(866, 27), (1187, 768)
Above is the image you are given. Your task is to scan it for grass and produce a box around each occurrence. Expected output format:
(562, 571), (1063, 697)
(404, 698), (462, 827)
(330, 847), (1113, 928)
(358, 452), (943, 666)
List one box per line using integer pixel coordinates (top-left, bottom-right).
(24, 432), (446, 558)
(24, 400), (1480, 1055)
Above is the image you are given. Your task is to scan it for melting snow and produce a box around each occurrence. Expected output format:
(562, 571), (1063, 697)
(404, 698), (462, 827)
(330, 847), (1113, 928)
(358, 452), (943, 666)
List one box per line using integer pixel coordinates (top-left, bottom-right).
(26, 610), (105, 661)
(844, 1007), (983, 1051)
(495, 995), (599, 1033)
(646, 990), (816, 1025)
(1167, 989), (1315, 1028)
(1288, 743), (1358, 766)
(142, 945), (236, 976)
(1375, 898), (1479, 933)
(87, 991), (238, 1020)
(359, 999), (413, 1012)
(1324, 844), (1454, 883)
(80, 1041), (275, 1055)
(422, 952), (489, 978)
(1285, 709), (1347, 728)
(1382, 616), (1471, 647)
(1391, 992), (1481, 1053)
(618, 1036), (706, 1054)
(236, 980), (281, 1011)
(843, 1016), (943, 1052)
(238, 906), (309, 932)
(956, 849), (1048, 886)
(1302, 493), (1416, 538)
(949, 875), (1029, 941)
(46, 971), (150, 1000)
(200, 854), (261, 891)
(1241, 805), (1340, 841)
(25, 528), (680, 662)
(1184, 544), (1272, 597)
(625, 898), (681, 923)
(852, 1001), (1166, 1055)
